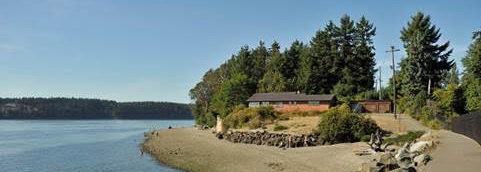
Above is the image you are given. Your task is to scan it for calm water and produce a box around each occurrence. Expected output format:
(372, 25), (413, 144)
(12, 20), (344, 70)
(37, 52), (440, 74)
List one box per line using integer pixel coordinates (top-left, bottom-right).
(0, 120), (193, 172)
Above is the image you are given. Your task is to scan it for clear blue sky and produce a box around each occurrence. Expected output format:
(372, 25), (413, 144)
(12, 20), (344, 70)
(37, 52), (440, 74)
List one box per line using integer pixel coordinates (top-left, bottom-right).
(0, 0), (480, 103)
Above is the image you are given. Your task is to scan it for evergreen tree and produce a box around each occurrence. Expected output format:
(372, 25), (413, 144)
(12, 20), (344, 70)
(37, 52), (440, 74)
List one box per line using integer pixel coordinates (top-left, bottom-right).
(462, 28), (481, 80)
(257, 41), (287, 92)
(231, 46), (254, 78)
(251, 41), (269, 81)
(462, 28), (481, 112)
(354, 16), (377, 92)
(337, 15), (357, 89)
(400, 12), (453, 97)
(257, 70), (287, 93)
(448, 63), (459, 85)
(299, 28), (336, 94)
(283, 40), (305, 91)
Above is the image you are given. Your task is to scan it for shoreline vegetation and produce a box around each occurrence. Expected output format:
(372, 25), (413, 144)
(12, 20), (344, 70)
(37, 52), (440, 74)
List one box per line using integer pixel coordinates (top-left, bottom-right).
(0, 97), (192, 119)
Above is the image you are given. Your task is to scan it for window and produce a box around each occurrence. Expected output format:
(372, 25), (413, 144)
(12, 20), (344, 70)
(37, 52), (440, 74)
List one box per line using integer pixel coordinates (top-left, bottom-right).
(308, 101), (320, 105)
(249, 102), (260, 107)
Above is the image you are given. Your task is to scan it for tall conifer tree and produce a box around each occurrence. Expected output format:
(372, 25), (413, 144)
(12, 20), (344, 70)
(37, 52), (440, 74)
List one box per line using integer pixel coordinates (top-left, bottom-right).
(400, 12), (453, 96)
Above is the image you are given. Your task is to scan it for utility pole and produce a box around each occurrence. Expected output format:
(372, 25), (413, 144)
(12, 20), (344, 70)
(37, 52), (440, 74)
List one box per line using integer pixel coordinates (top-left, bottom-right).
(387, 46), (400, 119)
(379, 67), (382, 100)
(427, 78), (431, 96)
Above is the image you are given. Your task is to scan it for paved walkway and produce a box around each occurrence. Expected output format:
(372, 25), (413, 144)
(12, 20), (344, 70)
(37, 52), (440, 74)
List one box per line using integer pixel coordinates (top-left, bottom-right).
(424, 130), (481, 172)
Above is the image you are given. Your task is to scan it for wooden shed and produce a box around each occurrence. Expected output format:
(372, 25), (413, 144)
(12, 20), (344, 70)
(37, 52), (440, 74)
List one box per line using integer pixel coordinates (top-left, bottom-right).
(352, 100), (392, 113)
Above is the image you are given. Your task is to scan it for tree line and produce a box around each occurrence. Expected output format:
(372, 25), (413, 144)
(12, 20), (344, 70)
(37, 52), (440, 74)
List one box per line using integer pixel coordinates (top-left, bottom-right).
(190, 15), (377, 126)
(191, 12), (481, 127)
(0, 97), (193, 119)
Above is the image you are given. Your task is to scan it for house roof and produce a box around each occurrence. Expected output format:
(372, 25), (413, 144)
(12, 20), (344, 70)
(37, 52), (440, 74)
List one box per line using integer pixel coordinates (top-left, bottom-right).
(246, 92), (336, 102)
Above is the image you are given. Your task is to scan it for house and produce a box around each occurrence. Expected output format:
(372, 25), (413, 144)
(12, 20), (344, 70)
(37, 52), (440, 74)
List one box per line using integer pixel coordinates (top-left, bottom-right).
(246, 92), (336, 112)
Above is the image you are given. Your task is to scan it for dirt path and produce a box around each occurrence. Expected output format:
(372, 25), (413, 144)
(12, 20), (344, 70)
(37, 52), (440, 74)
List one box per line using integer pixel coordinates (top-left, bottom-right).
(424, 130), (481, 172)
(142, 128), (377, 172)
(368, 113), (430, 133)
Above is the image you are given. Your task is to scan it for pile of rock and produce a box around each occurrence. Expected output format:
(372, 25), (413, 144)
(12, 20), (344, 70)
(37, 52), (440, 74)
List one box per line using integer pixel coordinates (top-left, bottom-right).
(360, 132), (437, 172)
(216, 130), (322, 148)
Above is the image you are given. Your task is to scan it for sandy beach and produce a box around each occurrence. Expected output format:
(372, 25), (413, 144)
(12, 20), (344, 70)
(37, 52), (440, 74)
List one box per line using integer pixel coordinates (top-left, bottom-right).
(142, 128), (377, 172)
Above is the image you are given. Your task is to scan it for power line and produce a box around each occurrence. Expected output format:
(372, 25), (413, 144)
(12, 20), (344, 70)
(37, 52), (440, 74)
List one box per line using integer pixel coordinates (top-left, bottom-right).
(386, 46), (400, 119)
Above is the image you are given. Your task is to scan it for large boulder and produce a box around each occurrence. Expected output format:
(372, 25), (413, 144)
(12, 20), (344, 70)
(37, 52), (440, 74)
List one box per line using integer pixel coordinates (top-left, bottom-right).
(378, 153), (399, 170)
(413, 153), (431, 166)
(409, 141), (431, 153)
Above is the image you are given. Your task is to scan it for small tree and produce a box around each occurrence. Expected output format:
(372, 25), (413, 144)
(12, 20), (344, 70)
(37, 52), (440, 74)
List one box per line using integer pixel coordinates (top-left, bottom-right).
(211, 73), (255, 118)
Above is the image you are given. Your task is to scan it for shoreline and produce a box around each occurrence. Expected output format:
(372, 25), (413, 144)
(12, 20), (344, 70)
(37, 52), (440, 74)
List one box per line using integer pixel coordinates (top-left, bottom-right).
(141, 128), (378, 172)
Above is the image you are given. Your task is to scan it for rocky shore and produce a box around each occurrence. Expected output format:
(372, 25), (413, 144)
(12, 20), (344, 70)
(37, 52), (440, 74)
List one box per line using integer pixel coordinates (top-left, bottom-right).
(216, 130), (321, 148)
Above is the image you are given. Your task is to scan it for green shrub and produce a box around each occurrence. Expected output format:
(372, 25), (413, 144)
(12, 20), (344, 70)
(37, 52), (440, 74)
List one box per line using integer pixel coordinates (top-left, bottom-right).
(385, 131), (425, 145)
(223, 106), (278, 129)
(465, 79), (481, 112)
(278, 115), (290, 121)
(273, 124), (289, 131)
(285, 110), (322, 117)
(360, 135), (372, 142)
(316, 104), (380, 143)
(195, 111), (216, 127)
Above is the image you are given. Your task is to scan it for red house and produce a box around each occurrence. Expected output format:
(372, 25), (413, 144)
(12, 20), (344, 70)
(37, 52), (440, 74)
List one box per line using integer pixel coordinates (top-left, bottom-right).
(246, 92), (336, 112)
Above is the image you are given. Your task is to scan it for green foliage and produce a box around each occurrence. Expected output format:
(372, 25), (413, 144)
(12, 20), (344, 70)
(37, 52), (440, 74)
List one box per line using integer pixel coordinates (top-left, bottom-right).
(316, 104), (380, 143)
(462, 29), (481, 112)
(462, 29), (481, 81)
(273, 124), (289, 131)
(194, 111), (216, 127)
(332, 83), (356, 102)
(354, 90), (380, 100)
(0, 98), (192, 119)
(190, 15), (378, 126)
(400, 12), (453, 97)
(385, 131), (425, 146)
(405, 91), (428, 119)
(223, 106), (278, 129)
(278, 115), (290, 121)
(448, 64), (460, 85)
(465, 79), (481, 112)
(433, 84), (465, 116)
(257, 70), (287, 93)
(285, 110), (323, 117)
(212, 73), (255, 118)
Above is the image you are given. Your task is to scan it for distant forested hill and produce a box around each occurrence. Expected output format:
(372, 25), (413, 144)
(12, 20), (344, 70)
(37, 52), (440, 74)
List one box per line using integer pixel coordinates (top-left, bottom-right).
(0, 98), (193, 119)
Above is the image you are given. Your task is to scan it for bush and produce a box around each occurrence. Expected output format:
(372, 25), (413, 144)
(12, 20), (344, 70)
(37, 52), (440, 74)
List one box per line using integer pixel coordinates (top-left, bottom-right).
(465, 79), (481, 112)
(273, 124), (289, 131)
(278, 115), (290, 121)
(385, 131), (425, 145)
(316, 104), (380, 143)
(223, 106), (278, 129)
(285, 110), (322, 117)
(195, 111), (216, 127)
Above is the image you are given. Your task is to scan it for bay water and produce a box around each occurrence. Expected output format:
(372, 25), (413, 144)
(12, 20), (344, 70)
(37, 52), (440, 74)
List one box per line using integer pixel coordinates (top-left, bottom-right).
(0, 120), (193, 172)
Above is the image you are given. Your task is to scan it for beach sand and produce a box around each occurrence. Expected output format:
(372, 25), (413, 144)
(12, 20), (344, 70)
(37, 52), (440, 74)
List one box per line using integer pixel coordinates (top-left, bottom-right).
(142, 128), (377, 172)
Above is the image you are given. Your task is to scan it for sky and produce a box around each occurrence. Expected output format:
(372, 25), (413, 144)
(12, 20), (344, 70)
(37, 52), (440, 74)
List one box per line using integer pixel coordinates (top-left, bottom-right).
(0, 0), (480, 103)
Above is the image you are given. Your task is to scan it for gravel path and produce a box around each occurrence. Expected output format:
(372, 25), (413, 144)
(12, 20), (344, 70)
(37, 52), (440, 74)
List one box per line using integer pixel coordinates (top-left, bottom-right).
(424, 130), (481, 172)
